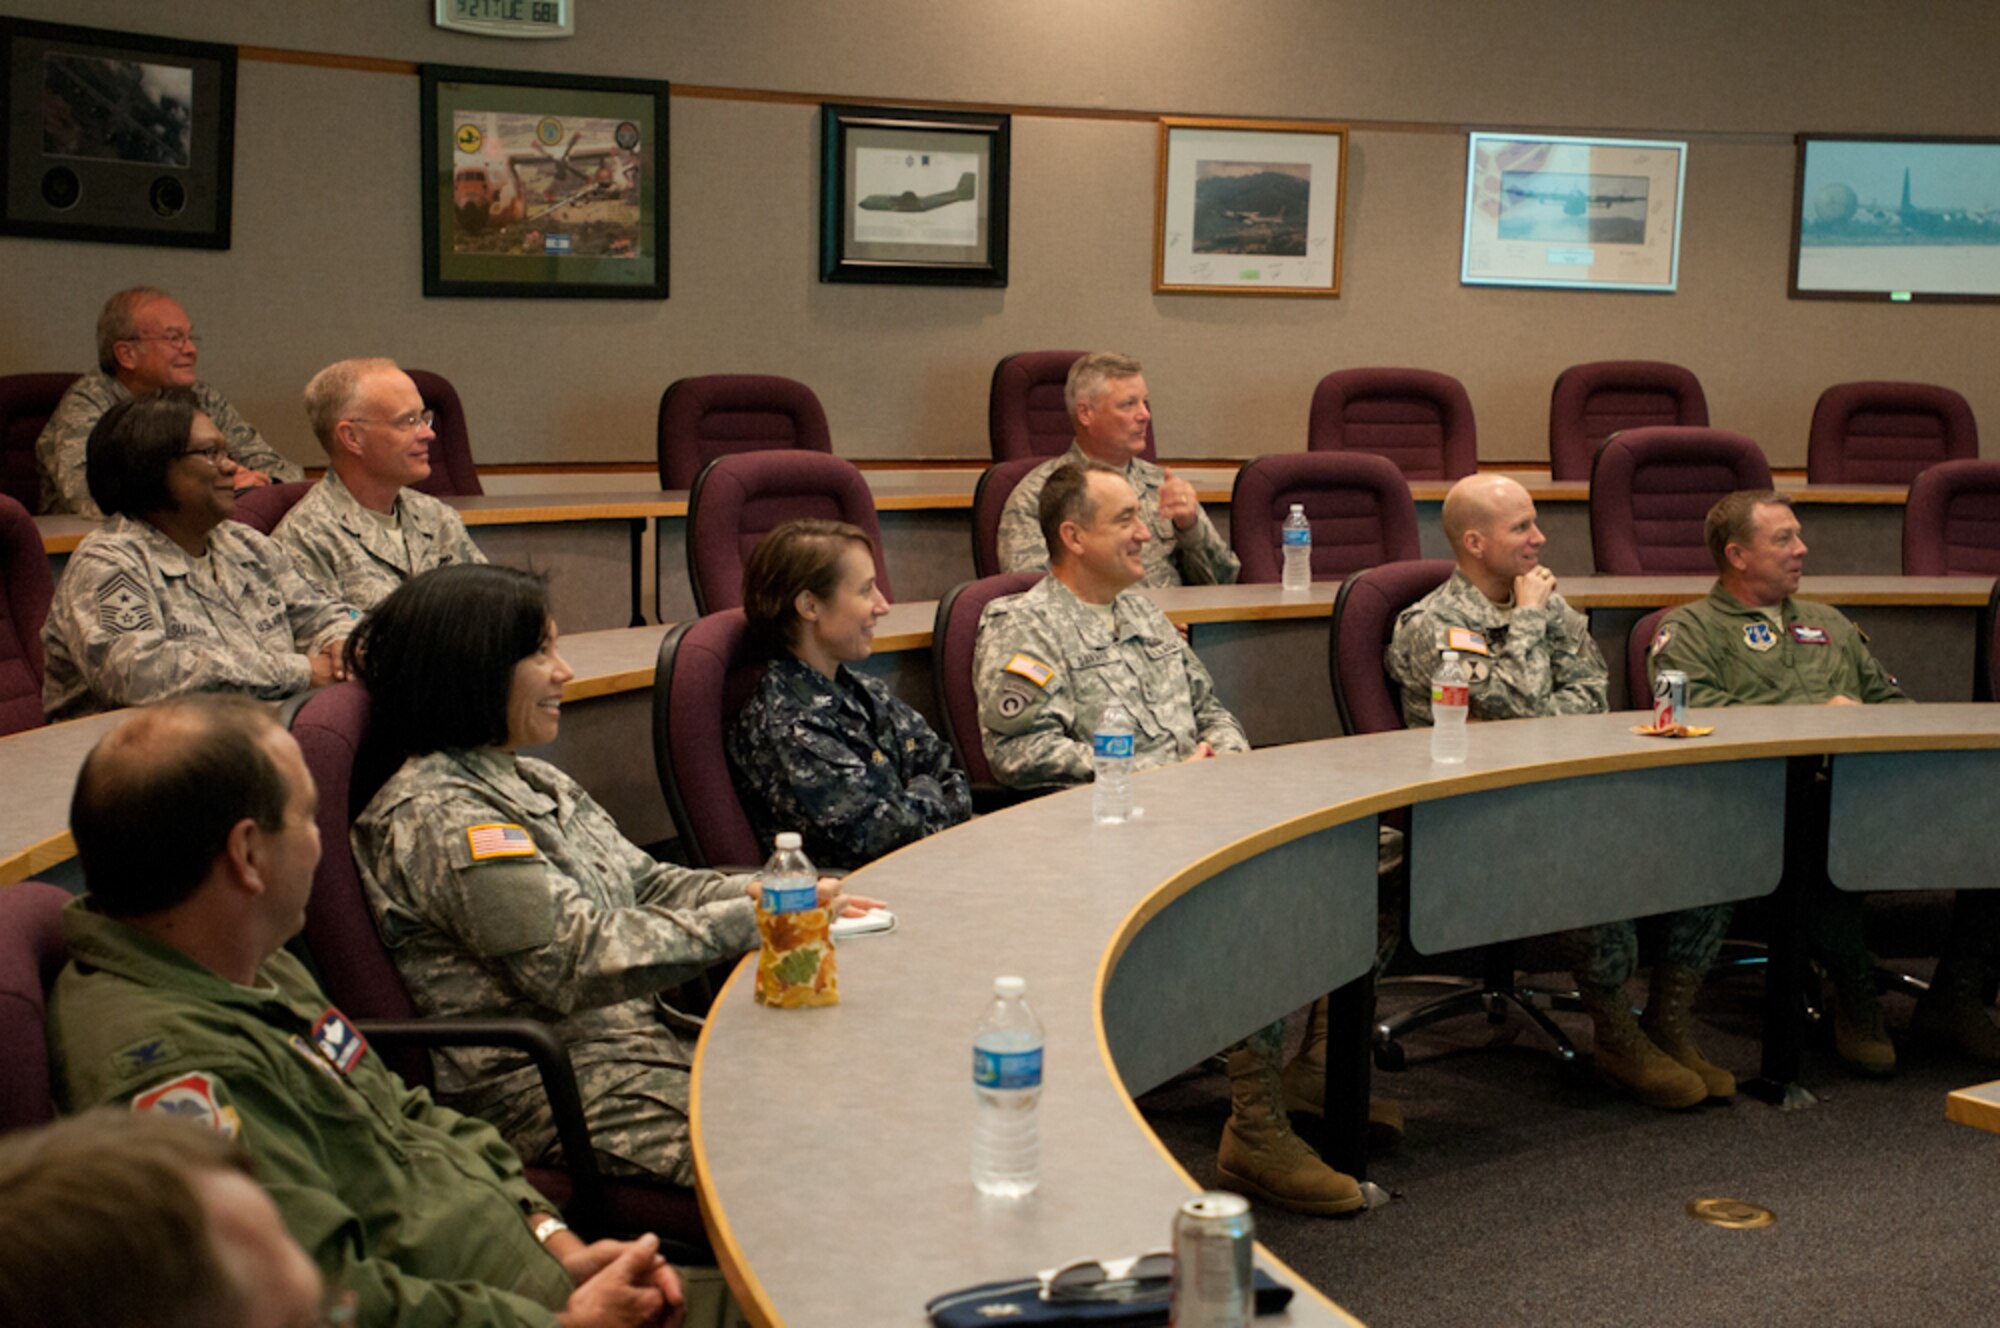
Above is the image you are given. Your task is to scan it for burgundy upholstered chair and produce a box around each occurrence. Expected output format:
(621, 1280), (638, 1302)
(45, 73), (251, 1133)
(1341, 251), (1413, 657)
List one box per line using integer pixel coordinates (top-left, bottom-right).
(0, 372), (78, 510)
(1807, 381), (1977, 487)
(657, 375), (833, 490)
(988, 350), (1157, 463)
(650, 609), (766, 870)
(0, 494), (52, 735)
(1308, 368), (1477, 482)
(0, 881), (71, 1134)
(1327, 559), (1579, 1067)
(1589, 427), (1773, 574)
(1230, 452), (1420, 585)
(684, 452), (888, 614)
(288, 683), (706, 1249)
(1547, 361), (1708, 482)
(1979, 578), (2000, 704)
(932, 571), (1043, 807)
(1903, 459), (2000, 576)
(970, 457), (1042, 577)
(228, 479), (315, 536)
(404, 369), (484, 497)
(1627, 606), (1674, 714)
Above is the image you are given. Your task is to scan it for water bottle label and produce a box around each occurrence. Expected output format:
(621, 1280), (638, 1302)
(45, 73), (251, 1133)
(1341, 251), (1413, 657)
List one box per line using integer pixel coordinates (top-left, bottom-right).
(1092, 733), (1134, 759)
(763, 882), (818, 914)
(974, 1047), (1043, 1090)
(1432, 683), (1469, 707)
(1282, 528), (1310, 547)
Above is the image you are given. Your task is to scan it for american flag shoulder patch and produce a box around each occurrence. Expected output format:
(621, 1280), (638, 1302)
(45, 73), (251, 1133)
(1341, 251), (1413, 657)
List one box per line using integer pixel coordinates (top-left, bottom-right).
(466, 823), (538, 861)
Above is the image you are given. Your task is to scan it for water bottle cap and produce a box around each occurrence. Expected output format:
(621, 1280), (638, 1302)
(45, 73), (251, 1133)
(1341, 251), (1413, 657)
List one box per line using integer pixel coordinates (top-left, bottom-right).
(775, 832), (802, 850)
(994, 975), (1026, 998)
(1441, 650), (1459, 662)
(1289, 503), (1304, 513)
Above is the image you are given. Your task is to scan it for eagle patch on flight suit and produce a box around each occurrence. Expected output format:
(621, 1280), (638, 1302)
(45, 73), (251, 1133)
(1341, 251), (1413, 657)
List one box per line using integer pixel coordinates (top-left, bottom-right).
(1742, 622), (1777, 652)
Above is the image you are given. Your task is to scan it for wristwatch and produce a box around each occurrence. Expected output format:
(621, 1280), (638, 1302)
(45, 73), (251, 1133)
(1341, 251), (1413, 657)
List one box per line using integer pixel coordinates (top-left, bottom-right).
(532, 1215), (570, 1245)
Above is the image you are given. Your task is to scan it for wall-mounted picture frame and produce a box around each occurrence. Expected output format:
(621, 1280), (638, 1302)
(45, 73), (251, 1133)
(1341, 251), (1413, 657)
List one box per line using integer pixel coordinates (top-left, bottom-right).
(0, 18), (235, 249)
(1790, 134), (2000, 304)
(1154, 116), (1347, 297)
(820, 103), (1009, 287)
(1460, 131), (1686, 293)
(420, 63), (668, 299)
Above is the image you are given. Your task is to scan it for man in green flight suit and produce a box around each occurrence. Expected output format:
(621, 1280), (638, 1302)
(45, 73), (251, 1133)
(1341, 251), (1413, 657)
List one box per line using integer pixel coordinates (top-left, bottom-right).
(47, 696), (684, 1328)
(1649, 489), (2000, 1074)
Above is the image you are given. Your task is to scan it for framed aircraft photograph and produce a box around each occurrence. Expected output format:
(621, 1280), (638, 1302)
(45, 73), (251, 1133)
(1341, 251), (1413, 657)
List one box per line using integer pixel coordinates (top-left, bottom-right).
(1154, 116), (1347, 296)
(1790, 134), (2000, 304)
(0, 17), (236, 249)
(420, 63), (668, 299)
(820, 103), (1010, 286)
(1460, 131), (1686, 293)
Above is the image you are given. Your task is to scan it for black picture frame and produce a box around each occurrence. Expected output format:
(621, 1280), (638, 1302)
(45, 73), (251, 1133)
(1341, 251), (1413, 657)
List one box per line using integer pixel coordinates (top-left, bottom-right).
(420, 63), (668, 300)
(0, 18), (235, 249)
(1790, 133), (2000, 304)
(820, 103), (1009, 287)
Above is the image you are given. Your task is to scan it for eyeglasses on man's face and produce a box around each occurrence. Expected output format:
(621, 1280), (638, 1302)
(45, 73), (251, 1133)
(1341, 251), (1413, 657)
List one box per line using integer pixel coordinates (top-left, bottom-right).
(345, 410), (436, 433)
(126, 330), (202, 349)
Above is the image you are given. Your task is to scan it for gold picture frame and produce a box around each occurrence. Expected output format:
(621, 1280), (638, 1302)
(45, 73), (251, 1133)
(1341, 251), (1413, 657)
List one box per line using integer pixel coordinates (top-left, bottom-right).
(1154, 115), (1347, 297)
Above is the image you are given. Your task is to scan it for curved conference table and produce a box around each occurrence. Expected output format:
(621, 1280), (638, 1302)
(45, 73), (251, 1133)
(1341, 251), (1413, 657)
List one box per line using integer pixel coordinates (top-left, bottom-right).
(690, 704), (2000, 1328)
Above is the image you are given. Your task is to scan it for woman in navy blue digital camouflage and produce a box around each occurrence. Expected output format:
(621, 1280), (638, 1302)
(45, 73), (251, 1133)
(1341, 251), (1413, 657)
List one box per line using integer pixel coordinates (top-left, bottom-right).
(727, 520), (972, 869)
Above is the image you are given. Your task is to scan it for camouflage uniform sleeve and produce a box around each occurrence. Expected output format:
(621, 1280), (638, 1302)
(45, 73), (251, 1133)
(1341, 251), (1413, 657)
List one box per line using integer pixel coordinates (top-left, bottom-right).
(1480, 601), (1607, 719)
(130, 1066), (564, 1328)
(34, 382), (107, 517)
(995, 466), (1052, 573)
(244, 529), (359, 650)
(196, 383), (303, 481)
(975, 603), (1092, 788)
(1647, 608), (1735, 708)
(1171, 505), (1241, 586)
(272, 504), (344, 601)
(48, 542), (314, 706)
(445, 510), (488, 566)
(1180, 629), (1249, 751)
(1384, 604), (1442, 727)
(380, 791), (758, 1015)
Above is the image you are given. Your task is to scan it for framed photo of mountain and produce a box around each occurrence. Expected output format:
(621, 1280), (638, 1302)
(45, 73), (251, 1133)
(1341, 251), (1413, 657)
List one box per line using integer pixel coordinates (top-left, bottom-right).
(1154, 116), (1347, 296)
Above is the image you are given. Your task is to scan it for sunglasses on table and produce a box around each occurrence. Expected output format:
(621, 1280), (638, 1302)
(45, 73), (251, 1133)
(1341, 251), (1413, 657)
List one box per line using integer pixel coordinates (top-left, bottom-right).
(1037, 1250), (1174, 1303)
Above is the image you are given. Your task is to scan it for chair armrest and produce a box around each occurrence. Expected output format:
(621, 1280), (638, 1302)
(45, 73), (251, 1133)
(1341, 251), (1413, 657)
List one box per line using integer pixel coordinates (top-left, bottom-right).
(355, 1016), (609, 1228)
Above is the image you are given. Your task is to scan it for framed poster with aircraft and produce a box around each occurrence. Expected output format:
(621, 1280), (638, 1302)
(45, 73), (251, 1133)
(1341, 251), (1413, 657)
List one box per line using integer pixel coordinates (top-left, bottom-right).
(1460, 131), (1686, 293)
(1154, 116), (1347, 296)
(0, 18), (235, 249)
(1790, 134), (2000, 304)
(420, 63), (668, 298)
(820, 103), (1010, 286)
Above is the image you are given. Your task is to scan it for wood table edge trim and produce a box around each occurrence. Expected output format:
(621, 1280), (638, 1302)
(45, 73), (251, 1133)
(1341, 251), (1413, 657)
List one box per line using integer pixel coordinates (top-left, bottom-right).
(1945, 1082), (2000, 1134)
(689, 956), (786, 1328)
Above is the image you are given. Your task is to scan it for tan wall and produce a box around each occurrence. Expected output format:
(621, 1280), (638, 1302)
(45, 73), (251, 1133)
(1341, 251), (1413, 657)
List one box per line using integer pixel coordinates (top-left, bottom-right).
(2, 1), (1994, 470)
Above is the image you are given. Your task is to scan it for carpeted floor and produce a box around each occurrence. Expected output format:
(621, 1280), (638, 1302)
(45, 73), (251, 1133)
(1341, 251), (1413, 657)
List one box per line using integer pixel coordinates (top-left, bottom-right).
(1138, 962), (2000, 1327)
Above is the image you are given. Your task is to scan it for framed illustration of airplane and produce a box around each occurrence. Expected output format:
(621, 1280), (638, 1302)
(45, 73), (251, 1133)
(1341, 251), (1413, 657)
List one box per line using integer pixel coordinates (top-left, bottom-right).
(821, 103), (1009, 287)
(1461, 131), (1687, 293)
(1790, 133), (2000, 303)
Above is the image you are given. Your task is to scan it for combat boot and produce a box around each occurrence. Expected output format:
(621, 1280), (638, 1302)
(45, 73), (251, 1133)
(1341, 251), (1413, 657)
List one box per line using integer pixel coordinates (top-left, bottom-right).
(1911, 955), (2000, 1064)
(1217, 1044), (1364, 1216)
(1577, 979), (1706, 1109)
(1827, 959), (1896, 1076)
(1639, 964), (1735, 1100)
(1278, 996), (1404, 1147)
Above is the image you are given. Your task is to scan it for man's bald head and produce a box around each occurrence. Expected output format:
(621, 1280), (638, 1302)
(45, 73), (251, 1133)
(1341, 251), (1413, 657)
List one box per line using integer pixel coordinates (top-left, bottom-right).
(70, 698), (290, 918)
(1441, 473), (1547, 598)
(1440, 474), (1530, 551)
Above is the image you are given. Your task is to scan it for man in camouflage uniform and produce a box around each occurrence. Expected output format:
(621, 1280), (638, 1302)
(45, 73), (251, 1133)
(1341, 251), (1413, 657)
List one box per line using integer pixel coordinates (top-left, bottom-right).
(1650, 489), (2000, 1074)
(996, 351), (1238, 587)
(52, 697), (686, 1328)
(275, 358), (485, 611)
(1387, 474), (1732, 1108)
(726, 652), (972, 869)
(41, 391), (354, 721)
(37, 287), (300, 516)
(352, 745), (765, 1187)
(975, 461), (1360, 1216)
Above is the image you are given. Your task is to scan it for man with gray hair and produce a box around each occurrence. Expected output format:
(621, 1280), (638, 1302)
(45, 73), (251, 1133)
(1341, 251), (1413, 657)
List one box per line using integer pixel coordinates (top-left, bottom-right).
(36, 286), (301, 516)
(274, 358), (484, 610)
(995, 352), (1238, 586)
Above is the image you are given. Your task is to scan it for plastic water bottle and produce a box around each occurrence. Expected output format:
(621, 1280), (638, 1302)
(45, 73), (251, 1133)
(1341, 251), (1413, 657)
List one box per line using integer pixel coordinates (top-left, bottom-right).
(1092, 700), (1136, 824)
(760, 832), (817, 914)
(972, 975), (1043, 1198)
(1430, 650), (1469, 764)
(1280, 503), (1312, 593)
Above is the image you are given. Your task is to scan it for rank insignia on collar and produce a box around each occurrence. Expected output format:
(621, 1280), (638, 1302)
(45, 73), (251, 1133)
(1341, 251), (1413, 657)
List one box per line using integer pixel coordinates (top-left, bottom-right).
(311, 1009), (369, 1074)
(115, 1036), (173, 1071)
(1790, 624), (1830, 645)
(1743, 622), (1777, 652)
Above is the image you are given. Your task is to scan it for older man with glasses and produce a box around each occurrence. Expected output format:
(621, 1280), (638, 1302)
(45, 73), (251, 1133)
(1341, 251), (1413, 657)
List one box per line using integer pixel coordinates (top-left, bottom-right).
(274, 358), (485, 610)
(36, 286), (302, 516)
(40, 388), (353, 720)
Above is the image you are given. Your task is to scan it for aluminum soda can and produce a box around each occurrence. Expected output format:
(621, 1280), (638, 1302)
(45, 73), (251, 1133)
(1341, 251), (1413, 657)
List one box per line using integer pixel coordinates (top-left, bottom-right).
(1170, 1191), (1253, 1328)
(1654, 669), (1688, 729)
